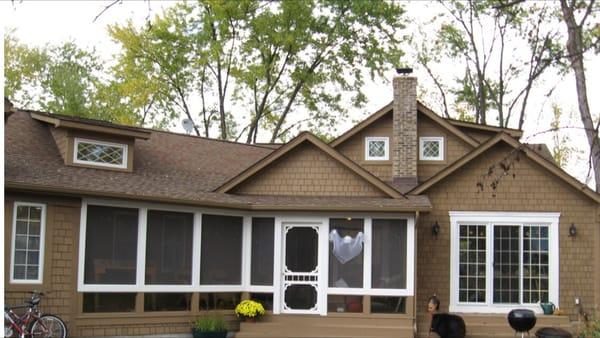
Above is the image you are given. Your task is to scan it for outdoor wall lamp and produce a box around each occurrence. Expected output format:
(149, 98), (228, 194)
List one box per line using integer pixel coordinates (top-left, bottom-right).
(432, 221), (440, 237)
(569, 223), (577, 237)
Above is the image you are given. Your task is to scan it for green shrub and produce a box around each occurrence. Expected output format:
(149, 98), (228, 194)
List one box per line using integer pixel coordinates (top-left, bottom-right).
(579, 317), (600, 338)
(193, 316), (227, 332)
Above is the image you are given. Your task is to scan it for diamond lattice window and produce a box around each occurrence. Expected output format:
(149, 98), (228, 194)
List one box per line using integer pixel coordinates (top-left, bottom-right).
(365, 137), (389, 160)
(420, 137), (444, 161)
(74, 138), (127, 168)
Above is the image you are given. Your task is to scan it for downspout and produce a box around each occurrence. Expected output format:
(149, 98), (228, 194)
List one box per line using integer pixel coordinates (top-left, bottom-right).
(413, 210), (419, 336)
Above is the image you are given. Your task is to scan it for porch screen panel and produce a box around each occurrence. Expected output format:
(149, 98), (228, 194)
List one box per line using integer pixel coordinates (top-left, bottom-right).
(329, 218), (364, 288)
(371, 219), (406, 289)
(251, 217), (274, 286)
(84, 205), (138, 284)
(523, 226), (549, 303)
(200, 214), (243, 285)
(458, 225), (486, 303)
(145, 210), (194, 285)
(493, 226), (519, 303)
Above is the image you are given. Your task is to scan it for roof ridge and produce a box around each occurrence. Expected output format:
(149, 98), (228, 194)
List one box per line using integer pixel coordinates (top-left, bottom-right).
(20, 109), (276, 151)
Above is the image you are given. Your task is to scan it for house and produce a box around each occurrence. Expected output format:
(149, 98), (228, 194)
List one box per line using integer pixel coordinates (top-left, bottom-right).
(4, 74), (599, 338)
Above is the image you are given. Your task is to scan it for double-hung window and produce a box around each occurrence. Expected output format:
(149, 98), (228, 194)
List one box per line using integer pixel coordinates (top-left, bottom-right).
(449, 212), (559, 313)
(11, 202), (46, 283)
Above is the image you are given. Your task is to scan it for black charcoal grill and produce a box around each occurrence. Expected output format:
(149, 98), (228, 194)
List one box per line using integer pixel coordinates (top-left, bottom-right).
(508, 309), (537, 338)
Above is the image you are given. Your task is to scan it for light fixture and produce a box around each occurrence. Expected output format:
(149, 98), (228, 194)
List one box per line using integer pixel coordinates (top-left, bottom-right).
(569, 223), (577, 237)
(432, 221), (440, 237)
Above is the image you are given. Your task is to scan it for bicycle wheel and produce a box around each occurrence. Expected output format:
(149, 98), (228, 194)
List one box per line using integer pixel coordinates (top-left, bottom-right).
(29, 315), (67, 338)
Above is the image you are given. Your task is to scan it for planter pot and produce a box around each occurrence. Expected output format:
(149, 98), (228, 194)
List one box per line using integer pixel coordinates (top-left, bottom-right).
(191, 328), (227, 338)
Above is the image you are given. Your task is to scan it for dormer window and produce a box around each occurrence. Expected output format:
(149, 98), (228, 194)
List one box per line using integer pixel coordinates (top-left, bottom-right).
(74, 138), (128, 169)
(419, 136), (444, 161)
(365, 137), (389, 161)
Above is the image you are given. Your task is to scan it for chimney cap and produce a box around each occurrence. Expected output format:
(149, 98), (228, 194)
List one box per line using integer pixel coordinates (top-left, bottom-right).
(395, 67), (413, 75)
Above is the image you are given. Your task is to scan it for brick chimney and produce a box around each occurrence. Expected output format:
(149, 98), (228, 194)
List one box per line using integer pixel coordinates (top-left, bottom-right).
(392, 71), (418, 192)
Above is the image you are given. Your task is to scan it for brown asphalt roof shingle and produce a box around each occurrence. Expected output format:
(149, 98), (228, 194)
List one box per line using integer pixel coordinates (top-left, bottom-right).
(5, 110), (432, 211)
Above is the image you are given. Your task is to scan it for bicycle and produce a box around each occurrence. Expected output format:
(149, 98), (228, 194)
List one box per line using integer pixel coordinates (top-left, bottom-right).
(4, 291), (67, 338)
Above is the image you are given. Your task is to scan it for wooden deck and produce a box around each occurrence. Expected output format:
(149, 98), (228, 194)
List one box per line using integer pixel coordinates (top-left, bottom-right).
(416, 313), (574, 338)
(233, 313), (575, 338)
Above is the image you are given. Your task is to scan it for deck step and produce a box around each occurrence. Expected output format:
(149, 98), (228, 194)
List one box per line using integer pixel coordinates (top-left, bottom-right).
(235, 314), (414, 338)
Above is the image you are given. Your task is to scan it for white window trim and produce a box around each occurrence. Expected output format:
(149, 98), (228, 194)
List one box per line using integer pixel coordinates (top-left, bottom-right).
(419, 136), (444, 161)
(365, 137), (389, 161)
(73, 137), (128, 169)
(10, 202), (46, 284)
(449, 211), (560, 314)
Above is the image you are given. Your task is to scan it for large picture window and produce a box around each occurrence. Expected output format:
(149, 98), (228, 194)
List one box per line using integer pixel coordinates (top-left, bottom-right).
(145, 210), (194, 285)
(11, 203), (46, 283)
(200, 214), (243, 285)
(84, 205), (138, 285)
(450, 212), (559, 313)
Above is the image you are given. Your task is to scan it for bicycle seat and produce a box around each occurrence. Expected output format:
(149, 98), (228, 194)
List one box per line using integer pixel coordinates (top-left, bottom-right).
(26, 294), (41, 306)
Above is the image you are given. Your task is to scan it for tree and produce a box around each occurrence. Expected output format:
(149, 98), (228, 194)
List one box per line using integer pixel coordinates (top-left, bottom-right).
(109, 1), (255, 138)
(110, 0), (406, 143)
(558, 0), (600, 191)
(417, 0), (561, 128)
(236, 0), (405, 143)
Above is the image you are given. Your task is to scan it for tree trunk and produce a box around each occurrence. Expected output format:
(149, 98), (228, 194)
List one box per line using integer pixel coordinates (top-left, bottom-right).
(560, 0), (600, 191)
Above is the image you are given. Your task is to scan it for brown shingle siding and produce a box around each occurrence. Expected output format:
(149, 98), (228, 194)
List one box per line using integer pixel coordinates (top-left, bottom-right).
(416, 143), (598, 324)
(4, 195), (80, 332)
(234, 143), (387, 197)
(337, 113), (394, 182)
(417, 114), (472, 182)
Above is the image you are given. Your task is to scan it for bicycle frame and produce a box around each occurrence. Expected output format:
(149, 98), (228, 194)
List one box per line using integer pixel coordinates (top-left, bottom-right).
(5, 305), (40, 338)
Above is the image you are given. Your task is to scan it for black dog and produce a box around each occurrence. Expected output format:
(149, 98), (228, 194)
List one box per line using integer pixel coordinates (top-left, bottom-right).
(430, 313), (466, 338)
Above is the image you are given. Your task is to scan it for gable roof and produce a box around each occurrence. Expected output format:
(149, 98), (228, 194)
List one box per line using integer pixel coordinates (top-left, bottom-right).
(6, 110), (432, 211)
(329, 101), (479, 148)
(410, 133), (600, 203)
(216, 131), (404, 198)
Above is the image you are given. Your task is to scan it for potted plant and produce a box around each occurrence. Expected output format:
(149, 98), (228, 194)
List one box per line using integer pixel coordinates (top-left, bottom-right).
(191, 315), (228, 338)
(235, 299), (265, 322)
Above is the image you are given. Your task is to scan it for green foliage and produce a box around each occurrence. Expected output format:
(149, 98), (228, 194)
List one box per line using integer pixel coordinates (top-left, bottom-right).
(107, 0), (406, 142)
(550, 104), (581, 169)
(193, 316), (227, 333)
(236, 0), (406, 142)
(4, 30), (140, 125)
(579, 316), (600, 338)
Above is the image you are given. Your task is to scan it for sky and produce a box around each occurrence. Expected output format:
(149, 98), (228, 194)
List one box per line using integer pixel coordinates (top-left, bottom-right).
(1, 0), (599, 185)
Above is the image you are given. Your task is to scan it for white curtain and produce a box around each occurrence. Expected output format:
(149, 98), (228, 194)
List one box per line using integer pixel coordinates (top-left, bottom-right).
(329, 229), (364, 264)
